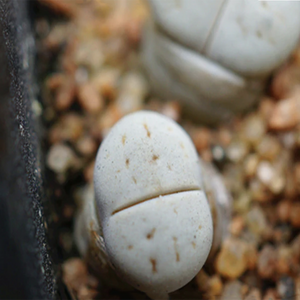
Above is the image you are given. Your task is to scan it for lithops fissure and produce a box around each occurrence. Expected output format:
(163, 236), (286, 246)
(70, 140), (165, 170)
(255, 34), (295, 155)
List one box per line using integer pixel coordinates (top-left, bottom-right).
(142, 0), (300, 123)
(75, 111), (231, 299)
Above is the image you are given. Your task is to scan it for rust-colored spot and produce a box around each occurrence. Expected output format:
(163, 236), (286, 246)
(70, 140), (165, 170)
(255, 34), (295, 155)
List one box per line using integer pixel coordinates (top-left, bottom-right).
(173, 237), (180, 262)
(173, 208), (178, 215)
(198, 225), (202, 230)
(126, 158), (130, 168)
(128, 245), (133, 250)
(167, 164), (172, 170)
(152, 154), (159, 161)
(132, 176), (137, 184)
(122, 134), (126, 145)
(116, 170), (121, 173)
(150, 258), (157, 273)
(191, 241), (196, 249)
(147, 228), (156, 239)
(144, 123), (151, 138)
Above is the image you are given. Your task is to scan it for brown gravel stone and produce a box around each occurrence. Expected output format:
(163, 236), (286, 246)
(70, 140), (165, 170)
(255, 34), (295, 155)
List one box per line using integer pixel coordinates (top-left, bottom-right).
(244, 288), (262, 300)
(268, 96), (300, 131)
(77, 83), (104, 114)
(257, 245), (277, 280)
(219, 281), (243, 300)
(215, 238), (249, 279)
(276, 200), (292, 223)
(229, 216), (245, 237)
(290, 202), (300, 228)
(192, 127), (212, 152)
(262, 289), (278, 300)
(54, 78), (76, 111)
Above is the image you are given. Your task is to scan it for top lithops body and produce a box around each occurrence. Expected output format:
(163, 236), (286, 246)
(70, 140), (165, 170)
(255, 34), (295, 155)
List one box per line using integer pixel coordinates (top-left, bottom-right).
(75, 111), (215, 299)
(142, 0), (300, 124)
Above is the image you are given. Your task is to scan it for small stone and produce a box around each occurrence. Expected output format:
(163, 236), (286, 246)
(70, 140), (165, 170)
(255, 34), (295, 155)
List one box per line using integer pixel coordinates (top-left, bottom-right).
(215, 238), (249, 279)
(55, 78), (76, 111)
(276, 245), (294, 275)
(233, 191), (252, 214)
(242, 113), (266, 146)
(208, 275), (223, 297)
(269, 96), (300, 131)
(49, 113), (84, 144)
(269, 173), (285, 195)
(259, 97), (276, 120)
(217, 127), (232, 147)
(91, 67), (120, 100)
(195, 270), (209, 293)
(47, 143), (77, 174)
(84, 160), (95, 183)
(244, 288), (262, 300)
(226, 138), (249, 163)
(161, 101), (181, 122)
(62, 258), (88, 293)
(295, 277), (300, 300)
(74, 40), (104, 72)
(75, 136), (98, 157)
(256, 161), (274, 186)
(277, 276), (295, 300)
(229, 216), (245, 237)
(291, 234), (300, 261)
(271, 64), (300, 99)
(77, 83), (104, 114)
(276, 200), (292, 223)
(244, 154), (259, 179)
(257, 245), (277, 279)
(263, 289), (278, 300)
(192, 127), (212, 152)
(246, 206), (268, 240)
(249, 179), (273, 203)
(256, 135), (281, 161)
(290, 202), (300, 228)
(219, 281), (243, 300)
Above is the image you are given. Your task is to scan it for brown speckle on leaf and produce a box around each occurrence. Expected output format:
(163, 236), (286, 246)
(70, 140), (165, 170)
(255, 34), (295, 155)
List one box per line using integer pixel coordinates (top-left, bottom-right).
(152, 154), (159, 161)
(150, 258), (157, 273)
(122, 134), (126, 145)
(173, 237), (180, 262)
(144, 123), (151, 138)
(147, 228), (156, 239)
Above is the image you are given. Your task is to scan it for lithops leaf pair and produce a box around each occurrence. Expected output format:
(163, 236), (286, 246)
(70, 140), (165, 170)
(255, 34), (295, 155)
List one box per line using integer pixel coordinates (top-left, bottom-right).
(74, 111), (231, 299)
(141, 0), (300, 124)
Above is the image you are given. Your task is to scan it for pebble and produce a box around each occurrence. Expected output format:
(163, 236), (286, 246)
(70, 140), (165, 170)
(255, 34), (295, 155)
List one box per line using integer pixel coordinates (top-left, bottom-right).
(276, 245), (294, 275)
(215, 238), (249, 279)
(192, 127), (212, 152)
(257, 245), (277, 280)
(229, 216), (245, 237)
(256, 135), (281, 161)
(226, 138), (249, 163)
(242, 114), (266, 147)
(269, 95), (300, 131)
(244, 288), (262, 300)
(246, 206), (268, 241)
(290, 202), (300, 228)
(277, 276), (295, 300)
(77, 83), (104, 114)
(262, 289), (278, 300)
(256, 161), (275, 186)
(219, 281), (243, 300)
(208, 275), (223, 297)
(277, 200), (292, 223)
(47, 143), (77, 174)
(75, 136), (98, 157)
(244, 154), (259, 179)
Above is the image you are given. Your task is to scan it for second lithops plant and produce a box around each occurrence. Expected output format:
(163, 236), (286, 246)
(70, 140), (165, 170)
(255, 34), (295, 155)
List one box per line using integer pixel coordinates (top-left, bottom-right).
(142, 0), (300, 124)
(74, 111), (231, 299)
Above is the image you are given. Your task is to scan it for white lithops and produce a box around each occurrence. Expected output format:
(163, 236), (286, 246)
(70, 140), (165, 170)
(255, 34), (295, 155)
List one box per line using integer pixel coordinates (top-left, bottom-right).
(141, 0), (300, 124)
(74, 111), (231, 299)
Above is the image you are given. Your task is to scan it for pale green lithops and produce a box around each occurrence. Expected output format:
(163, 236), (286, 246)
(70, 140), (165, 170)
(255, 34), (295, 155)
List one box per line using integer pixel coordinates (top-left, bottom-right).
(142, 0), (300, 124)
(74, 111), (232, 299)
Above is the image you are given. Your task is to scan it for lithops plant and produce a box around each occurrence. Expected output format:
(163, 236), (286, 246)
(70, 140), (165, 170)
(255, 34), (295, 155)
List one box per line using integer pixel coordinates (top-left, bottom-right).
(141, 0), (300, 124)
(74, 111), (231, 299)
